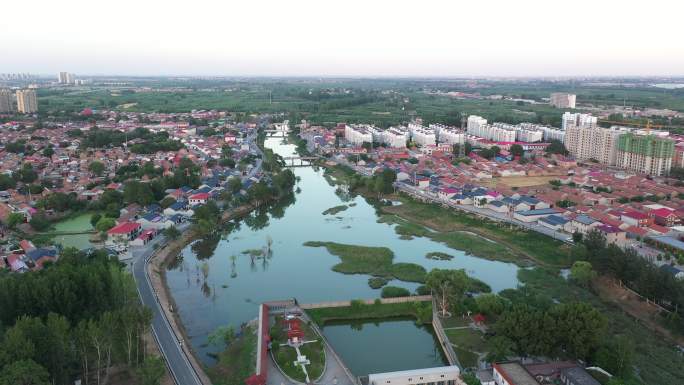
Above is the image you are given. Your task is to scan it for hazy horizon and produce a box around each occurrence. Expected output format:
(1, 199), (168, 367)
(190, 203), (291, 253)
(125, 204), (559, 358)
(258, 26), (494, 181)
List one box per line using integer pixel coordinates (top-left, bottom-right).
(3, 0), (683, 77)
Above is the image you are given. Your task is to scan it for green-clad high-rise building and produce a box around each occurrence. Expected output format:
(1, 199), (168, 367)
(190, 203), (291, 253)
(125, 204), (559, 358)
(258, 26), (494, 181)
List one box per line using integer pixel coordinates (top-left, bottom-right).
(616, 132), (674, 176)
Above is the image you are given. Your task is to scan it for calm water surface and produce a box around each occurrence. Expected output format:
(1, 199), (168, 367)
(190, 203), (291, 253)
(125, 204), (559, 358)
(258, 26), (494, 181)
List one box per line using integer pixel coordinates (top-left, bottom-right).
(53, 213), (94, 250)
(322, 318), (447, 376)
(166, 138), (520, 365)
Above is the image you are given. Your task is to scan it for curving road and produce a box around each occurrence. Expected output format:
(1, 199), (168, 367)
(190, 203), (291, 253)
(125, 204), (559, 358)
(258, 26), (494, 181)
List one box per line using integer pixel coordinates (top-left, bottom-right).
(129, 128), (265, 385)
(132, 229), (204, 385)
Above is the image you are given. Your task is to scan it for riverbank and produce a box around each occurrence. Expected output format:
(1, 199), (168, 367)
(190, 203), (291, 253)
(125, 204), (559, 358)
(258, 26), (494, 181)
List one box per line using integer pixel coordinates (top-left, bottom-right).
(147, 203), (265, 385)
(381, 196), (574, 267)
(305, 298), (433, 326)
(319, 163), (572, 268)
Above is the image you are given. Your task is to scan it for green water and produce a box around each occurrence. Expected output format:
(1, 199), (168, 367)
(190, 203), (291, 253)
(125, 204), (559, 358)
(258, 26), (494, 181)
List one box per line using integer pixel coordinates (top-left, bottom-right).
(321, 318), (447, 376)
(53, 213), (95, 250)
(165, 137), (520, 367)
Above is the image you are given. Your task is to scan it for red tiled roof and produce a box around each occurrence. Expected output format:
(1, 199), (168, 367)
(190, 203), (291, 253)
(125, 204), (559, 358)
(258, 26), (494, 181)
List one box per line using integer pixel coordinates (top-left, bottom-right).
(189, 192), (210, 200)
(107, 222), (141, 235)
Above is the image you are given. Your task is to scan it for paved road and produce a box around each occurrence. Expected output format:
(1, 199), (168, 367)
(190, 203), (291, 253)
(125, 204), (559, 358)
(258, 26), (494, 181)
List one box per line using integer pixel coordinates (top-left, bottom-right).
(131, 222), (203, 385)
(128, 129), (265, 385)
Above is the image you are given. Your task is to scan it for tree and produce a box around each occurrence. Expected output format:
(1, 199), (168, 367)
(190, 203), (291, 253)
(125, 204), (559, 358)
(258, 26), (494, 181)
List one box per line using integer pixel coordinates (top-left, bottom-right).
(594, 336), (635, 378)
(29, 213), (50, 231)
(570, 261), (596, 288)
(16, 163), (38, 184)
(95, 217), (116, 233)
(88, 161), (105, 176)
(510, 144), (524, 158)
(164, 226), (180, 240)
(0, 359), (50, 385)
(485, 336), (515, 363)
(546, 140), (569, 155)
(475, 293), (506, 316)
(0, 174), (17, 190)
(461, 373), (482, 385)
(42, 146), (54, 158)
(549, 302), (607, 360)
(137, 356), (165, 385)
(6, 212), (25, 229)
(159, 196), (176, 209)
(123, 181), (155, 206)
(90, 213), (102, 227)
(426, 269), (469, 317)
(228, 177), (242, 193)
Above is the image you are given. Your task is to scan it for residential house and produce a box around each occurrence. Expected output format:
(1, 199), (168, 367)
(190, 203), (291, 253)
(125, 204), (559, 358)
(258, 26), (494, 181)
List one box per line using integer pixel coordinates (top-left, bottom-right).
(513, 208), (560, 223)
(137, 212), (174, 230)
(106, 222), (142, 246)
(493, 362), (540, 385)
(567, 214), (600, 234)
(539, 214), (569, 231)
(163, 201), (194, 217)
(621, 211), (652, 228)
(560, 367), (600, 385)
(6, 254), (29, 273)
(189, 192), (210, 206)
(661, 265), (684, 280)
(130, 229), (157, 247)
(487, 200), (509, 213)
(649, 208), (678, 227)
(596, 225), (627, 246)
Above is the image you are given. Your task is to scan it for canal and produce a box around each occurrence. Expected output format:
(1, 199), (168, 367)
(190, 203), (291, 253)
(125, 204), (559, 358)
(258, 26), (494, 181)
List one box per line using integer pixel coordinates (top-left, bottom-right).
(165, 137), (520, 367)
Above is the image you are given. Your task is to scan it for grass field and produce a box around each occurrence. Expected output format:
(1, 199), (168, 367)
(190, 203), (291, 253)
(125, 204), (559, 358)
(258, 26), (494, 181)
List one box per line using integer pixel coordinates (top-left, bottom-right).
(303, 241), (427, 283)
(270, 316), (325, 382)
(207, 327), (257, 385)
(382, 196), (573, 267)
(305, 301), (432, 326)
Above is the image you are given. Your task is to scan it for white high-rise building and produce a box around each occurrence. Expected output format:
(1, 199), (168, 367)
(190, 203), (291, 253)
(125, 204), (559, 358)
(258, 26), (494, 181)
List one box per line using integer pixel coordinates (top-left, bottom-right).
(564, 124), (627, 165)
(16, 89), (37, 114)
(550, 93), (576, 109)
(562, 112), (597, 130)
(0, 89), (13, 113)
(438, 128), (465, 145)
(381, 127), (409, 148)
(517, 128), (544, 143)
(58, 72), (75, 84)
(344, 124), (373, 145)
(467, 115), (487, 134)
(411, 127), (437, 146)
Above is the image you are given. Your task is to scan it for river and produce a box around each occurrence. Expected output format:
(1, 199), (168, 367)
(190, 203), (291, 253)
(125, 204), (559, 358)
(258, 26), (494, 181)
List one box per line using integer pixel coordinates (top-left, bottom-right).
(165, 137), (520, 370)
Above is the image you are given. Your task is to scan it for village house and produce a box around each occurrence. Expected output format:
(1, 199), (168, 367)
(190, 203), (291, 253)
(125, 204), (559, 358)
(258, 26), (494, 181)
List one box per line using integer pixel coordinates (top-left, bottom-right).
(189, 192), (210, 206)
(106, 222), (142, 246)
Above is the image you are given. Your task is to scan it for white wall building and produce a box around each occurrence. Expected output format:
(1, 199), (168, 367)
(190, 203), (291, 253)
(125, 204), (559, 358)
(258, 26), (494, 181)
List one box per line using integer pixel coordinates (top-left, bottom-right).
(550, 92), (576, 109)
(517, 128), (544, 143)
(344, 124), (373, 145)
(409, 123), (437, 146)
(381, 127), (409, 148)
(467, 115), (487, 133)
(562, 112), (597, 130)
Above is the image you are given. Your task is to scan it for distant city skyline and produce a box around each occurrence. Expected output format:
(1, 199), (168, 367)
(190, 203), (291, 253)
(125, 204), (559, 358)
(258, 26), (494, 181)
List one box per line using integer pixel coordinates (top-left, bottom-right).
(2, 0), (683, 77)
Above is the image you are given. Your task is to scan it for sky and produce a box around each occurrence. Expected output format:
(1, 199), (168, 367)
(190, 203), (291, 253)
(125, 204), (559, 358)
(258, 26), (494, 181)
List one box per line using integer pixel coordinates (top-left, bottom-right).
(2, 0), (683, 77)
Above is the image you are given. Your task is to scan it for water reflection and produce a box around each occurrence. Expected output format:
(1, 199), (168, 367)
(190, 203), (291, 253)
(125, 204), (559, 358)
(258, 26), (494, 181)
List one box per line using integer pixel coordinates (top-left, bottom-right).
(165, 137), (521, 368)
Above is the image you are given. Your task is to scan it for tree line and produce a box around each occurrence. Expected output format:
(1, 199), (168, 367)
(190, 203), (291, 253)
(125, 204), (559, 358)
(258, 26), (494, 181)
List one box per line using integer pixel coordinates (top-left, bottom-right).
(0, 248), (163, 385)
(577, 230), (684, 331)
